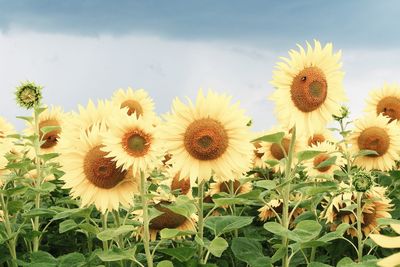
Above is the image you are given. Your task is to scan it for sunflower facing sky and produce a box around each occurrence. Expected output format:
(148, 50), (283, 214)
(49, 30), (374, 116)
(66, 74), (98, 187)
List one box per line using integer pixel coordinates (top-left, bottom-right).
(270, 40), (347, 135)
(60, 123), (140, 213)
(349, 113), (400, 171)
(365, 83), (400, 123)
(101, 108), (161, 175)
(160, 90), (253, 182)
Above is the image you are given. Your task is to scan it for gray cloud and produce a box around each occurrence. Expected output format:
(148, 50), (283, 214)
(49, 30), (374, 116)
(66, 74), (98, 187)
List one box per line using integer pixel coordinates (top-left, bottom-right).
(0, 0), (399, 48)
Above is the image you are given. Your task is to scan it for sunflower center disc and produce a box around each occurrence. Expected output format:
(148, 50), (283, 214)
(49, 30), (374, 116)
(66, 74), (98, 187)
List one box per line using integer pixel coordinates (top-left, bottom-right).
(150, 202), (187, 230)
(121, 100), (144, 118)
(313, 153), (331, 172)
(376, 96), (400, 122)
(84, 145), (127, 189)
(357, 127), (390, 157)
(290, 67), (328, 112)
(184, 118), (228, 160)
(171, 173), (191, 195)
(123, 130), (151, 157)
(270, 138), (290, 160)
(39, 119), (61, 149)
(308, 134), (326, 146)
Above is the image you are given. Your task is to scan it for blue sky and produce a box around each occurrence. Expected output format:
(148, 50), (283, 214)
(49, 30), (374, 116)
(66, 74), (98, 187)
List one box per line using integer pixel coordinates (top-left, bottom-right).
(1, 1), (400, 130)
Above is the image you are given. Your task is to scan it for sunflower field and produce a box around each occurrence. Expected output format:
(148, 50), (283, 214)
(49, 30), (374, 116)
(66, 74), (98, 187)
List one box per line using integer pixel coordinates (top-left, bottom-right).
(1, 40), (400, 267)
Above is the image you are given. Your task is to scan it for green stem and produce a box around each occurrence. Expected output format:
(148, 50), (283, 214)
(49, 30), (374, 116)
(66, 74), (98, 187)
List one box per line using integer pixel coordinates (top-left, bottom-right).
(281, 126), (296, 267)
(197, 180), (205, 263)
(112, 210), (124, 249)
(229, 180), (238, 238)
(101, 213), (109, 251)
(356, 192), (364, 262)
(140, 170), (153, 267)
(0, 192), (17, 267)
(32, 105), (42, 252)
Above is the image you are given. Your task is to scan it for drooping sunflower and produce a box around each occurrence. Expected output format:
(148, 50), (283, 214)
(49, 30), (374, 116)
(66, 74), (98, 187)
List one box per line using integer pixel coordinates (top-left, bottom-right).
(322, 185), (393, 237)
(111, 88), (155, 119)
(160, 90), (253, 182)
(303, 141), (345, 180)
(60, 123), (140, 213)
(349, 113), (400, 171)
(365, 83), (400, 123)
(258, 193), (304, 225)
(208, 179), (252, 197)
(58, 99), (114, 150)
(252, 131), (269, 169)
(270, 40), (346, 135)
(258, 127), (305, 172)
(101, 108), (161, 175)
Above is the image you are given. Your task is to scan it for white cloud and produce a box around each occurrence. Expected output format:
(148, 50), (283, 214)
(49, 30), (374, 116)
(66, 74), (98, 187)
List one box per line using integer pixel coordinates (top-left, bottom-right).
(0, 31), (399, 133)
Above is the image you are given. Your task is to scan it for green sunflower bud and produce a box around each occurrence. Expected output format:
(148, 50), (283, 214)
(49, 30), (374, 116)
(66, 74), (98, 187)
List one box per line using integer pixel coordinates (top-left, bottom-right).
(333, 106), (350, 121)
(15, 81), (43, 109)
(353, 171), (373, 192)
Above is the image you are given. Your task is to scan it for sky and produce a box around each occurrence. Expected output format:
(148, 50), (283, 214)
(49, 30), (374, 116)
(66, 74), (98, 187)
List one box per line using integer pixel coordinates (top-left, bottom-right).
(1, 0), (400, 131)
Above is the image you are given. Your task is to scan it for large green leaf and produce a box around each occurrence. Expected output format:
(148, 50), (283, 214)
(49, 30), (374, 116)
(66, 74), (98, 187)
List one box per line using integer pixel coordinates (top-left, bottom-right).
(292, 220), (322, 242)
(57, 253), (86, 267)
(205, 216), (253, 236)
(97, 225), (135, 241)
(231, 237), (272, 267)
(59, 219), (78, 233)
(158, 247), (197, 262)
(208, 237), (228, 257)
(252, 132), (285, 143)
(297, 150), (324, 162)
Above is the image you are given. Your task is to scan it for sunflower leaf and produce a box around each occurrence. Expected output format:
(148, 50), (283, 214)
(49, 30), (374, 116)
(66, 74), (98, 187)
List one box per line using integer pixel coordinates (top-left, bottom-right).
(208, 237), (229, 257)
(297, 150), (324, 162)
(252, 132), (285, 144)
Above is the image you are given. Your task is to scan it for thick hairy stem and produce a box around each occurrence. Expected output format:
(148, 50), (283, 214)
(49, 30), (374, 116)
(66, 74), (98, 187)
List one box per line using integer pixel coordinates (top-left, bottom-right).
(282, 126), (296, 267)
(197, 180), (205, 263)
(140, 170), (153, 267)
(356, 192), (364, 262)
(0, 193), (17, 267)
(32, 106), (42, 252)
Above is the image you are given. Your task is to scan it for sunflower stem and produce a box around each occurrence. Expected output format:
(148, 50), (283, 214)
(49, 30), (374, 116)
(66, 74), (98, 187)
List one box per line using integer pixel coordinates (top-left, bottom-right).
(229, 180), (238, 238)
(140, 170), (153, 267)
(112, 210), (124, 249)
(281, 126), (296, 267)
(32, 104), (43, 252)
(356, 192), (364, 262)
(101, 212), (109, 252)
(197, 179), (205, 263)
(0, 190), (18, 267)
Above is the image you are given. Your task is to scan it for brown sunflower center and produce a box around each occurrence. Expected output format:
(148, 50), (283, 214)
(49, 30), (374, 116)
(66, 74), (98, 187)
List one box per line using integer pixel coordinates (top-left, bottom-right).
(376, 96), (400, 122)
(171, 173), (191, 195)
(270, 138), (290, 160)
(254, 142), (264, 158)
(308, 134), (326, 146)
(121, 100), (143, 118)
(313, 153), (331, 172)
(83, 145), (127, 189)
(122, 130), (151, 157)
(219, 180), (242, 194)
(184, 118), (228, 160)
(357, 127), (390, 157)
(39, 119), (61, 149)
(290, 67), (328, 112)
(150, 202), (187, 230)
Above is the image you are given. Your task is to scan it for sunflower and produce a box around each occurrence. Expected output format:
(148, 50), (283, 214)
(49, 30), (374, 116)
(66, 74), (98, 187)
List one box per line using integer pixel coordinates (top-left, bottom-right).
(370, 224), (400, 267)
(349, 113), (400, 171)
(25, 106), (65, 154)
(270, 40), (346, 135)
(60, 123), (140, 213)
(58, 99), (114, 150)
(163, 169), (192, 197)
(365, 83), (400, 123)
(0, 117), (15, 183)
(101, 108), (161, 175)
(306, 128), (335, 147)
(258, 127), (305, 172)
(111, 88), (155, 119)
(322, 185), (393, 237)
(258, 193), (304, 225)
(252, 131), (269, 169)
(160, 90), (253, 182)
(208, 179), (252, 197)
(303, 141), (345, 180)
